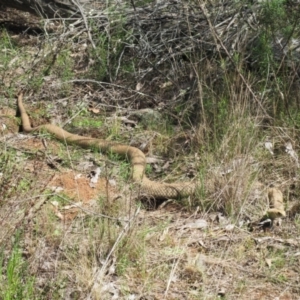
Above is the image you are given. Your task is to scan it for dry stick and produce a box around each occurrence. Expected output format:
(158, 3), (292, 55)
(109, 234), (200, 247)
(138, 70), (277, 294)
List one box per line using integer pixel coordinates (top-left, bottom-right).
(62, 78), (156, 100)
(164, 258), (180, 298)
(71, 0), (96, 50)
(199, 3), (269, 117)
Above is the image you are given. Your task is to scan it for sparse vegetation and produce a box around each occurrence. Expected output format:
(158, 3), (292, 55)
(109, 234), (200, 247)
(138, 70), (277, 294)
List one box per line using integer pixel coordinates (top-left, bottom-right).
(0, 234), (36, 300)
(1, 0), (300, 299)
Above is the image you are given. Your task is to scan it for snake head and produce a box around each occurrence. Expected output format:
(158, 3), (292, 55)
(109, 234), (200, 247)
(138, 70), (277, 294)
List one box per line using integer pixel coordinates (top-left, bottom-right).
(264, 208), (286, 220)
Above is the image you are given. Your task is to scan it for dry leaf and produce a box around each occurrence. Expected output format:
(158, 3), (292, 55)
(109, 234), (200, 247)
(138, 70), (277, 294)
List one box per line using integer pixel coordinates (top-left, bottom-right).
(183, 219), (208, 230)
(88, 107), (100, 114)
(146, 156), (164, 164)
(225, 224), (235, 231)
(285, 142), (299, 167)
(61, 202), (82, 210)
(136, 82), (143, 91)
(265, 258), (272, 267)
(162, 161), (170, 170)
(160, 81), (173, 88)
(198, 240), (207, 248)
(50, 201), (65, 221)
(77, 161), (94, 171)
(264, 141), (274, 155)
(75, 173), (83, 180)
(109, 179), (117, 186)
(159, 228), (169, 241)
(50, 186), (64, 193)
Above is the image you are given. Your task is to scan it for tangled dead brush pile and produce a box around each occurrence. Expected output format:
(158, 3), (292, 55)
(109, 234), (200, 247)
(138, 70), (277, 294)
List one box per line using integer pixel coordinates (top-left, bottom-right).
(118, 0), (300, 77)
(3, 0), (300, 77)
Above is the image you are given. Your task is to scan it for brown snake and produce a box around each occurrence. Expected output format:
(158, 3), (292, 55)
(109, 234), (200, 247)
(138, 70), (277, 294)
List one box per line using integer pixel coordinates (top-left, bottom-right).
(18, 93), (196, 199)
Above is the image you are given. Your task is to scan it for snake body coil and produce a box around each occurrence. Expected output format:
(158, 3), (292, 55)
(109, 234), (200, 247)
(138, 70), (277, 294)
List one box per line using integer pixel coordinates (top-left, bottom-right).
(18, 94), (196, 199)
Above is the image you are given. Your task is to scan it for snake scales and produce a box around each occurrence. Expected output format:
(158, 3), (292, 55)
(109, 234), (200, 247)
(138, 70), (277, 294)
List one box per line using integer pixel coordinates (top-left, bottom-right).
(18, 93), (196, 199)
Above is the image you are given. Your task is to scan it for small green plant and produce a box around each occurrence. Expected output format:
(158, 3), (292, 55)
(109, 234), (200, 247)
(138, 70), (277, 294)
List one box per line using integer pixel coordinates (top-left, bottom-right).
(0, 235), (36, 299)
(235, 279), (247, 294)
(72, 117), (103, 128)
(55, 49), (74, 80)
(133, 0), (153, 6)
(48, 192), (72, 207)
(118, 160), (131, 181)
(88, 9), (132, 81)
(116, 254), (131, 276)
(145, 164), (152, 175)
(53, 49), (74, 95)
(0, 29), (17, 70)
(0, 152), (13, 200)
(27, 76), (44, 91)
(269, 249), (286, 269)
(107, 118), (121, 139)
(254, 0), (300, 78)
(260, 0), (286, 29)
(294, 215), (300, 230)
(0, 29), (20, 94)
(195, 167), (210, 211)
(115, 227), (147, 277)
(273, 274), (288, 283)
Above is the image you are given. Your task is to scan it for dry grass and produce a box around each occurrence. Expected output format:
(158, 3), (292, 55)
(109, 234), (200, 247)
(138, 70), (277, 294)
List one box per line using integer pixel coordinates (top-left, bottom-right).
(2, 91), (300, 299)
(1, 2), (300, 299)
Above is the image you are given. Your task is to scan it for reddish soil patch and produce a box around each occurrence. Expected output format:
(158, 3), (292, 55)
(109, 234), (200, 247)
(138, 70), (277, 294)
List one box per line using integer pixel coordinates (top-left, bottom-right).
(48, 171), (117, 220)
(49, 171), (115, 203)
(20, 136), (61, 153)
